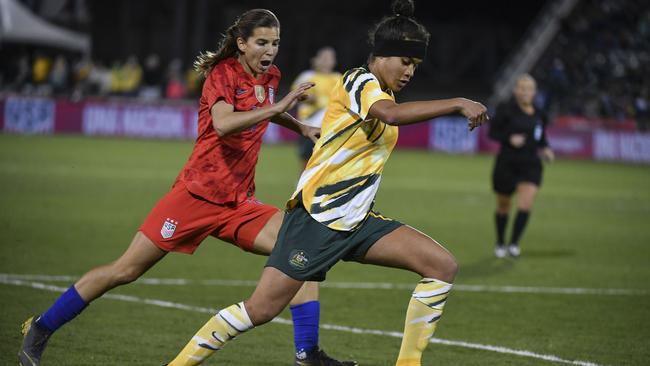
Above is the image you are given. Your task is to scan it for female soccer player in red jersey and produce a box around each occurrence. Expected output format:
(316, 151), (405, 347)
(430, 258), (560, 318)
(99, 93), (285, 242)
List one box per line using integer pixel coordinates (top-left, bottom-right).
(166, 1), (488, 365)
(19, 9), (355, 366)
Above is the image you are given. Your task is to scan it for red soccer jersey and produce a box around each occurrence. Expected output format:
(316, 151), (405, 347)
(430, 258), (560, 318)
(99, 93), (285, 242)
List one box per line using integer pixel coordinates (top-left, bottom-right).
(176, 57), (280, 205)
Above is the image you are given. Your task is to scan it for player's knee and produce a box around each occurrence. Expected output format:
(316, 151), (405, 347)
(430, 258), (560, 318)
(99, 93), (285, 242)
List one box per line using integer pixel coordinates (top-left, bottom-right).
(245, 301), (283, 326)
(519, 201), (534, 211)
(439, 255), (459, 282)
(497, 198), (511, 213)
(422, 253), (458, 283)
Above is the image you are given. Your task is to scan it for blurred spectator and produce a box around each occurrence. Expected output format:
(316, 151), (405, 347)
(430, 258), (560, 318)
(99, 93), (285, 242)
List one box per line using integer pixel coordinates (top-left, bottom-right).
(184, 67), (202, 99)
(70, 56), (93, 100)
(534, 0), (650, 128)
(32, 54), (52, 85)
(108, 56), (143, 96)
(140, 54), (163, 100)
(32, 54), (52, 94)
(4, 55), (31, 92)
(636, 90), (650, 131)
(165, 58), (186, 99)
(121, 55), (143, 96)
(73, 56), (93, 86)
(110, 61), (124, 95)
(87, 61), (112, 96)
(49, 55), (69, 95)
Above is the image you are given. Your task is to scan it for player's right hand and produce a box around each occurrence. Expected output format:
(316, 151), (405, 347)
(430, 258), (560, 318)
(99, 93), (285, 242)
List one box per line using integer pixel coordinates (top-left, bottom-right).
(275, 82), (315, 114)
(457, 98), (489, 131)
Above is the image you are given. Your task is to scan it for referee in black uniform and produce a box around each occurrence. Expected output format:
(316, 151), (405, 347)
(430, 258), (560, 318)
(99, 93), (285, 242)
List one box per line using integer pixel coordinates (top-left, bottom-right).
(489, 74), (554, 258)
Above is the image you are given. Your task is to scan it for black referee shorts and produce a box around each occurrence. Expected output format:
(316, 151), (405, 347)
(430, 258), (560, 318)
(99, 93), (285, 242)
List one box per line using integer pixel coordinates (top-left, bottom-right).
(492, 153), (543, 195)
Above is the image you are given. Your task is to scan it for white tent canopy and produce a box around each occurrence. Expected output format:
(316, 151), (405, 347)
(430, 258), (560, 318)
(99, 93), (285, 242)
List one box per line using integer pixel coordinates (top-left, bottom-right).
(0, 0), (90, 53)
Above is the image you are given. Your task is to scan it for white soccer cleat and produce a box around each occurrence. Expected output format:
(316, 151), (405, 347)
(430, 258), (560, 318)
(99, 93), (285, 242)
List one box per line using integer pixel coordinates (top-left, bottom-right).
(494, 245), (507, 258)
(507, 244), (521, 257)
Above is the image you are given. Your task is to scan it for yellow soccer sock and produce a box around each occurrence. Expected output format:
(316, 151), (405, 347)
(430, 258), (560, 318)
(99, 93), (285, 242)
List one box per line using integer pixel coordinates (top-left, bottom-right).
(396, 278), (453, 366)
(168, 302), (253, 366)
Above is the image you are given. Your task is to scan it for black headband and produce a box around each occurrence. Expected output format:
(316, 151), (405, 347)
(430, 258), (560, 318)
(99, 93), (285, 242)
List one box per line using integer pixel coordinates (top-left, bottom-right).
(373, 39), (427, 59)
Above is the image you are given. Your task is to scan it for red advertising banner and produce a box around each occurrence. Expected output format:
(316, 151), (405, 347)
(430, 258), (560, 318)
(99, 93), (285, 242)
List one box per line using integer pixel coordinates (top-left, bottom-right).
(0, 98), (5, 131)
(2, 96), (649, 164)
(55, 99), (84, 133)
(554, 115), (637, 131)
(397, 123), (430, 149)
(546, 128), (593, 159)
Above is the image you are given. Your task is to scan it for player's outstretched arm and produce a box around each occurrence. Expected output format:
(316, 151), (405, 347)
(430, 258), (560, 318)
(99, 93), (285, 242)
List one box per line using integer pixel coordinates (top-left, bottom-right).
(369, 97), (489, 130)
(271, 112), (320, 142)
(210, 82), (314, 137)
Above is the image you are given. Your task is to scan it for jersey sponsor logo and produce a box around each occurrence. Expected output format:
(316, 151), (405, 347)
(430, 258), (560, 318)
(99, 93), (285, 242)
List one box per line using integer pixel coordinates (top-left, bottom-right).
(268, 87), (275, 104)
(254, 85), (266, 103)
(160, 218), (178, 239)
(288, 249), (309, 270)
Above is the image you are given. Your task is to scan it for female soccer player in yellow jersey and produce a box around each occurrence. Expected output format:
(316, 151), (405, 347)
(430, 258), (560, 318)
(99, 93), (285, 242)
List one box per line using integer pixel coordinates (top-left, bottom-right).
(166, 1), (488, 365)
(292, 47), (341, 169)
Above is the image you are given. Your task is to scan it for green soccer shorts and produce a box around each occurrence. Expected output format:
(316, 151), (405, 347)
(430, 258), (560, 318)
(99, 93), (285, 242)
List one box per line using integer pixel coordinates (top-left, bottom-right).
(266, 203), (403, 281)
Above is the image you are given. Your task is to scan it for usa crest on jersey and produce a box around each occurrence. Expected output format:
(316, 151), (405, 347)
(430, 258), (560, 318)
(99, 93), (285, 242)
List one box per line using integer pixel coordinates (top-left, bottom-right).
(254, 85), (266, 103)
(161, 218), (178, 239)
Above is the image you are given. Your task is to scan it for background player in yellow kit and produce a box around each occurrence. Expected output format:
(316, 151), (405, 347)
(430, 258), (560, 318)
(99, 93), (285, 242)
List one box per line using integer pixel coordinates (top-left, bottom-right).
(292, 47), (341, 169)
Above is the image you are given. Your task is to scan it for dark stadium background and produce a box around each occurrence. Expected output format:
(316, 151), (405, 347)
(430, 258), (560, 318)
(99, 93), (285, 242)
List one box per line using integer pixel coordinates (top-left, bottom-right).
(3, 0), (547, 99)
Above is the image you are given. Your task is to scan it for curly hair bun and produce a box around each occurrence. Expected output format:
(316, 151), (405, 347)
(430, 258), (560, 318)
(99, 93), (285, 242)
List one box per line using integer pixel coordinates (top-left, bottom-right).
(392, 0), (415, 17)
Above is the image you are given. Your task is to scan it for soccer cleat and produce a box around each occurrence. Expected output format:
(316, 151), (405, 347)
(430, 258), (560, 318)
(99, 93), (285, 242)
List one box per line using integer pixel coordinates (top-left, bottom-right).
(295, 348), (358, 366)
(494, 245), (507, 258)
(19, 316), (51, 366)
(507, 244), (521, 257)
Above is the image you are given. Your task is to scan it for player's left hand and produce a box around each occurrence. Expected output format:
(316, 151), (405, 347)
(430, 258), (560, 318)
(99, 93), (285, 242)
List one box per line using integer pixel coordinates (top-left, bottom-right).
(541, 147), (555, 163)
(301, 125), (321, 143)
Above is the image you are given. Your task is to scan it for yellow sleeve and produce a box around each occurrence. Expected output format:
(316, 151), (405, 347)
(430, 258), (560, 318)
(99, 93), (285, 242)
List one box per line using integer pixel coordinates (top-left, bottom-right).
(344, 72), (392, 120)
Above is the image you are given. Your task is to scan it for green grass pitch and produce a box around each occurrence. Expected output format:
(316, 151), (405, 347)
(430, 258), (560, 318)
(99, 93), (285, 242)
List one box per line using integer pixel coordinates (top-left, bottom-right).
(1, 134), (649, 365)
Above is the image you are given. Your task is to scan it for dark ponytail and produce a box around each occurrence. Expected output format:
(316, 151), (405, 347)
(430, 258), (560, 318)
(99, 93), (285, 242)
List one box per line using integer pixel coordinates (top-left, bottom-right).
(194, 9), (280, 76)
(369, 0), (430, 55)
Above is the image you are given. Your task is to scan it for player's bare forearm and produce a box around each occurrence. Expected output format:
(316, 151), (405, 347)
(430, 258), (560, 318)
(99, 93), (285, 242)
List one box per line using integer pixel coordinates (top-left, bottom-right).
(369, 98), (487, 127)
(369, 99), (461, 125)
(211, 101), (282, 137)
(272, 113), (320, 142)
(271, 112), (303, 134)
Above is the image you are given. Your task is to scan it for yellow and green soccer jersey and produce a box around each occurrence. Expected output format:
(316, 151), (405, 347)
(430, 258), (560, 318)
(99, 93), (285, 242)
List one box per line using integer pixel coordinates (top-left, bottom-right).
(289, 66), (398, 231)
(292, 70), (341, 126)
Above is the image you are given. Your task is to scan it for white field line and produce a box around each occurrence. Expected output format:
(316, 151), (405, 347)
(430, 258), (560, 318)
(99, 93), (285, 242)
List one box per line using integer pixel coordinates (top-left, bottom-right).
(1, 273), (648, 296)
(1, 277), (605, 366)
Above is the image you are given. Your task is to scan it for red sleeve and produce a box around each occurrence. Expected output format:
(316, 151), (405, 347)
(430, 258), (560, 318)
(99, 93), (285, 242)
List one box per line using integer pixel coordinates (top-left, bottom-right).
(203, 63), (236, 109)
(270, 65), (281, 89)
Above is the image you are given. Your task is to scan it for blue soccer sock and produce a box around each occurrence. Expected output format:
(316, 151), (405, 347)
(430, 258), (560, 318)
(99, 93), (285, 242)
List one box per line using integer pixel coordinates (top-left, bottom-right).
(37, 285), (88, 333)
(290, 300), (320, 354)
